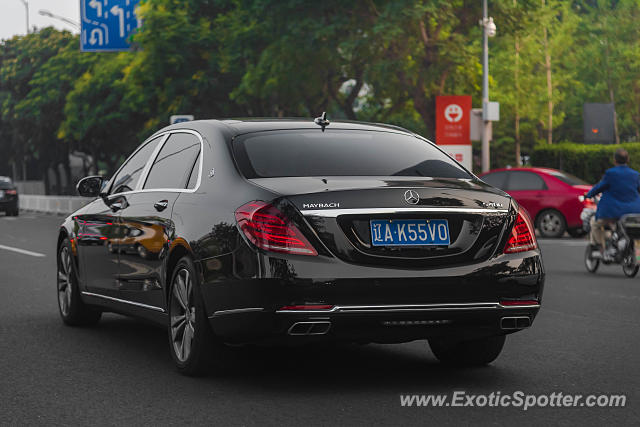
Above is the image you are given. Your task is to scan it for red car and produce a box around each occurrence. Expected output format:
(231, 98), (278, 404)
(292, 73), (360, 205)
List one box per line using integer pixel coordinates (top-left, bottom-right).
(479, 167), (593, 238)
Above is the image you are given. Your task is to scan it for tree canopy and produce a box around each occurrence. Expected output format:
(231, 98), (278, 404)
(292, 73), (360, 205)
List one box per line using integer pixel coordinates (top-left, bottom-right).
(1, 0), (640, 192)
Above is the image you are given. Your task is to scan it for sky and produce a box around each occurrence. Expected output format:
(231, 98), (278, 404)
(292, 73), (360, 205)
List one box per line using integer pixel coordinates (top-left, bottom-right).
(0, 0), (80, 41)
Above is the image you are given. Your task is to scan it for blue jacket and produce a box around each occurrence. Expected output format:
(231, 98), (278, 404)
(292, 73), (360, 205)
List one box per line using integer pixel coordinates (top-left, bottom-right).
(586, 165), (640, 219)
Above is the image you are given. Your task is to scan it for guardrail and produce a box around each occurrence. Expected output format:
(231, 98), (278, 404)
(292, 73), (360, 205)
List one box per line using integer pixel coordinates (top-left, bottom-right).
(14, 180), (46, 195)
(20, 195), (93, 215)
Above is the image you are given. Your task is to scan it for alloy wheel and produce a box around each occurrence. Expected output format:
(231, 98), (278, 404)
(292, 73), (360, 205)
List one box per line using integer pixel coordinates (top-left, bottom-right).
(170, 268), (196, 362)
(540, 212), (562, 235)
(57, 246), (73, 316)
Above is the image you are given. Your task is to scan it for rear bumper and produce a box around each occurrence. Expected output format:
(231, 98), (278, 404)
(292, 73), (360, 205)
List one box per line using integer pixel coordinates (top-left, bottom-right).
(0, 198), (18, 210)
(200, 249), (544, 344)
(208, 302), (540, 344)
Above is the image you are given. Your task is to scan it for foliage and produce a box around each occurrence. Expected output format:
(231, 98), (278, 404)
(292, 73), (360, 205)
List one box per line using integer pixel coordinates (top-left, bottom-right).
(531, 142), (640, 184)
(58, 53), (143, 174)
(2, 0), (640, 191)
(0, 28), (76, 188)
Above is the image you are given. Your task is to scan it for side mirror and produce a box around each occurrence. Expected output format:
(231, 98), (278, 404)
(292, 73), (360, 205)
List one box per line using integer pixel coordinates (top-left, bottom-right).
(77, 176), (104, 198)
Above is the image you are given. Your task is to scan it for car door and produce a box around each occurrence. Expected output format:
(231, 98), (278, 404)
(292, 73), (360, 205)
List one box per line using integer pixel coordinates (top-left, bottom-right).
(505, 171), (548, 218)
(116, 131), (202, 310)
(78, 135), (164, 298)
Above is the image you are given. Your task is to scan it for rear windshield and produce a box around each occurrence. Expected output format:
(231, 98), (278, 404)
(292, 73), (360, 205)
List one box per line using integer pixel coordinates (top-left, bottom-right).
(549, 171), (589, 186)
(233, 130), (471, 179)
(0, 178), (13, 189)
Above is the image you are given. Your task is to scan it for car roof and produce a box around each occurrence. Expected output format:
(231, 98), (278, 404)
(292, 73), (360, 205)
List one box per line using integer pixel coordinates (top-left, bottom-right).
(480, 167), (561, 176)
(164, 118), (418, 138)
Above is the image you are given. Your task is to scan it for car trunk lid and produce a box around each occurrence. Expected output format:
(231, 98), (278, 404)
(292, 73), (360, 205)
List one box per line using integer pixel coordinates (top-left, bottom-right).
(250, 177), (513, 267)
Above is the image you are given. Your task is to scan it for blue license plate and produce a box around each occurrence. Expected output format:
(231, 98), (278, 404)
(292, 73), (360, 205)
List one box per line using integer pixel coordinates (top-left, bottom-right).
(370, 219), (450, 246)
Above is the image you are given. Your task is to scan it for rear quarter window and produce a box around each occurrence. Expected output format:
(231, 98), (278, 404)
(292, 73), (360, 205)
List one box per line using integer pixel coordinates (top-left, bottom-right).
(506, 171), (547, 191)
(481, 171), (508, 190)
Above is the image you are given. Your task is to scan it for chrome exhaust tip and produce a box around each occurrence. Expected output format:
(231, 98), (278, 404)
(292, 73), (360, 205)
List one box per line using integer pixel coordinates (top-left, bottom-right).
(500, 316), (531, 330)
(288, 321), (332, 336)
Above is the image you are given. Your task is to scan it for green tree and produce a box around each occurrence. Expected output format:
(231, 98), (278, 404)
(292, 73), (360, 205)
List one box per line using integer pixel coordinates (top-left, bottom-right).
(58, 53), (144, 175)
(564, 0), (640, 143)
(15, 32), (99, 193)
(0, 28), (72, 185)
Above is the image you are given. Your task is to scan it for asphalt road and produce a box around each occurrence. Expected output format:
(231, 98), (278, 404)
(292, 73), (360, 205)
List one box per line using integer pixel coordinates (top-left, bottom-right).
(1, 212), (639, 426)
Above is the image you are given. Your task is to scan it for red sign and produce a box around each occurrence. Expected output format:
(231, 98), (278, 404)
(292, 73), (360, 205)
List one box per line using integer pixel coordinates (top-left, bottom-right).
(436, 95), (472, 145)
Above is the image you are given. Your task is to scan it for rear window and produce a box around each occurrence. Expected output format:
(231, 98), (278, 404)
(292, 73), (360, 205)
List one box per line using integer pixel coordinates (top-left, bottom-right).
(233, 130), (471, 179)
(549, 171), (589, 186)
(0, 177), (13, 189)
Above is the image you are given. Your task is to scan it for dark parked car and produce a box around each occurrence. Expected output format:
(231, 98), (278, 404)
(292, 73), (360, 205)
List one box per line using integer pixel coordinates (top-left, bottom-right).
(0, 176), (19, 216)
(57, 118), (544, 375)
(479, 167), (593, 238)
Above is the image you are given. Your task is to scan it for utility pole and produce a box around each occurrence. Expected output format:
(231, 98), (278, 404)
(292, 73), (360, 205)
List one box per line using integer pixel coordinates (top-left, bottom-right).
(17, 1), (30, 182)
(542, 0), (553, 144)
(19, 0), (29, 34)
(481, 0), (495, 172)
(514, 0), (522, 166)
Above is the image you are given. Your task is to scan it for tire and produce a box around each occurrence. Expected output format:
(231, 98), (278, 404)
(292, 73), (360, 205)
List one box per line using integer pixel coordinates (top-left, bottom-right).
(567, 227), (586, 238)
(584, 245), (600, 273)
(536, 209), (566, 238)
(622, 253), (639, 278)
(57, 238), (102, 326)
(167, 256), (219, 376)
(429, 335), (506, 366)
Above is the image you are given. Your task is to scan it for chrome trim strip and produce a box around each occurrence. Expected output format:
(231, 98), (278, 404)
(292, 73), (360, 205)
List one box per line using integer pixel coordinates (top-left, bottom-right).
(107, 129), (205, 200)
(275, 302), (539, 314)
(301, 207), (509, 217)
(209, 307), (264, 318)
(81, 291), (165, 313)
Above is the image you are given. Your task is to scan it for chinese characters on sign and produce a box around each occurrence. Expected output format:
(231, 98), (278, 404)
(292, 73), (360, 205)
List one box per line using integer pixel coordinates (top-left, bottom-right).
(81, 0), (142, 52)
(435, 95), (472, 170)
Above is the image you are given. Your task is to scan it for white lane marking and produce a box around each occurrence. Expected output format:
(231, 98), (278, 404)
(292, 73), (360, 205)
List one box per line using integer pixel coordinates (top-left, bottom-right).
(537, 239), (588, 247)
(0, 244), (46, 257)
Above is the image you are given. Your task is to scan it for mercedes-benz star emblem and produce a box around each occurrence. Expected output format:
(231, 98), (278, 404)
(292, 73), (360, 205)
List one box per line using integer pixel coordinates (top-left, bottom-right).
(404, 190), (420, 205)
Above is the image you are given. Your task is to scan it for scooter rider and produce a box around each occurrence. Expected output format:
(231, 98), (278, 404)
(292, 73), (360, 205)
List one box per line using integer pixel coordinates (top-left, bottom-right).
(585, 148), (640, 259)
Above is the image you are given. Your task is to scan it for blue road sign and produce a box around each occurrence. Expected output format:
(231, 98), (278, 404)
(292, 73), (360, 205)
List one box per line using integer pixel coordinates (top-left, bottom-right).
(81, 0), (141, 52)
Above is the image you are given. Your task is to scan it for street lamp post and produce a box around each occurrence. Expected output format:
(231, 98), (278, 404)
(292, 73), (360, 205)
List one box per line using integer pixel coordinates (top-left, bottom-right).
(15, 0), (29, 181)
(480, 0), (496, 173)
(38, 9), (80, 31)
(18, 0), (29, 34)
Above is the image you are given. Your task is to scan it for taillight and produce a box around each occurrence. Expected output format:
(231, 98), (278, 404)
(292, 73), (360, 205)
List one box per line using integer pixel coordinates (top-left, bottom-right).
(582, 197), (596, 209)
(504, 209), (538, 254)
(235, 201), (318, 256)
(5, 189), (17, 195)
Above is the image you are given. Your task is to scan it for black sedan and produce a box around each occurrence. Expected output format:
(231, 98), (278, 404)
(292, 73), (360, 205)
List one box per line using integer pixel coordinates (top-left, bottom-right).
(58, 117), (544, 375)
(0, 176), (19, 216)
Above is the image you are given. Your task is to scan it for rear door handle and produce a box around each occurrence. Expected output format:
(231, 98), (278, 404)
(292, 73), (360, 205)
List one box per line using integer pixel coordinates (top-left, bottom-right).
(154, 200), (169, 211)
